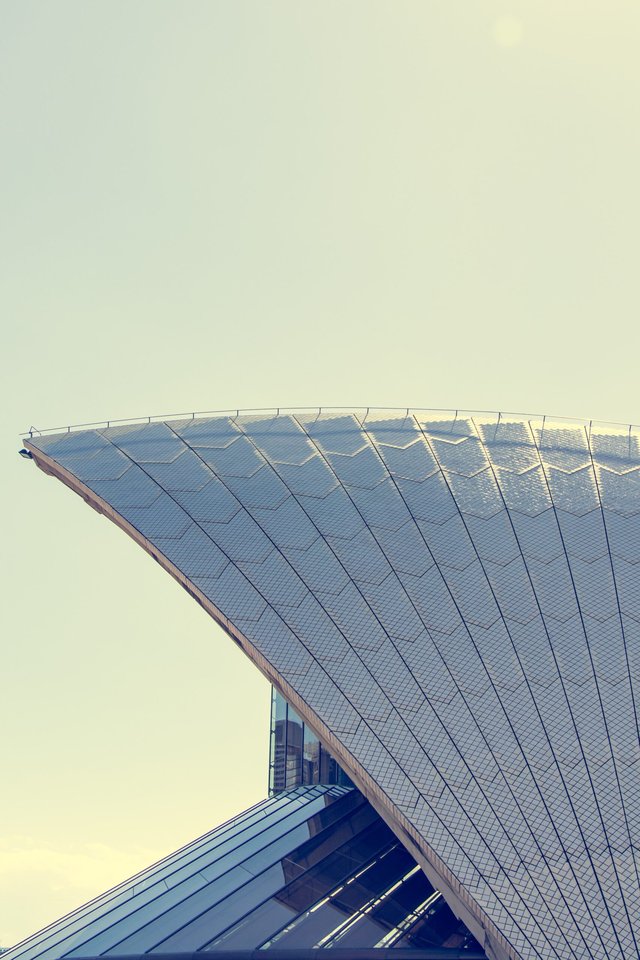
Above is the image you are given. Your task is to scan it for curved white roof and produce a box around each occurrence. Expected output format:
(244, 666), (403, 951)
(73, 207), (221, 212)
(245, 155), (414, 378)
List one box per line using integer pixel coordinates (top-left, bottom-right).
(25, 409), (640, 960)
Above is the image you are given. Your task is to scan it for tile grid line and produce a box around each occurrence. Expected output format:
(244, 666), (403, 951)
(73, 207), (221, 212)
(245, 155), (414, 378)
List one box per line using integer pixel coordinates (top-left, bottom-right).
(529, 424), (640, 955)
(22, 416), (638, 956)
(164, 420), (540, 960)
(416, 414), (622, 957)
(92, 424), (519, 959)
(58, 435), (404, 956)
(232, 413), (559, 953)
(352, 412), (609, 960)
(288, 413), (581, 960)
(473, 417), (631, 960)
(26, 433), (506, 959)
(359, 413), (606, 958)
(167, 420), (535, 958)
(587, 437), (640, 779)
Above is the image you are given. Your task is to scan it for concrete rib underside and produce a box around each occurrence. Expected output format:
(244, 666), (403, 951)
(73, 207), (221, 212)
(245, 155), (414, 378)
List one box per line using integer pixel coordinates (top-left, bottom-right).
(25, 409), (640, 960)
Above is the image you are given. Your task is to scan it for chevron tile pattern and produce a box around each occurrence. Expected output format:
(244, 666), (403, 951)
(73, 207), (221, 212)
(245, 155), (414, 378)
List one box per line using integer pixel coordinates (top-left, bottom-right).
(25, 410), (640, 960)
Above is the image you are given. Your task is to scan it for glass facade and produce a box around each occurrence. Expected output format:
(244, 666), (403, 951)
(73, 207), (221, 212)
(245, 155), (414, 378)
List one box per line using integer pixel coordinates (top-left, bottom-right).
(268, 688), (353, 794)
(4, 785), (485, 958)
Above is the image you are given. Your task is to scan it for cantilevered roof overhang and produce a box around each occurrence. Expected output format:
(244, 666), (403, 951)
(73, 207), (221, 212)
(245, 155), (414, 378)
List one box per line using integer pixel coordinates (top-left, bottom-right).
(23, 408), (640, 960)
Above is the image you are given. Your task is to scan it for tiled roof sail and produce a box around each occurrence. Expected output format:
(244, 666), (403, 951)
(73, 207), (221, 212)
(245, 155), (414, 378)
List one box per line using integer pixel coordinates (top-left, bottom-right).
(24, 410), (640, 960)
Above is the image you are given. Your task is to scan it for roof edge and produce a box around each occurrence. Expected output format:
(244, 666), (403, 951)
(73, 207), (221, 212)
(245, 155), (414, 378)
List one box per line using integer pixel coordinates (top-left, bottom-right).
(21, 405), (640, 440)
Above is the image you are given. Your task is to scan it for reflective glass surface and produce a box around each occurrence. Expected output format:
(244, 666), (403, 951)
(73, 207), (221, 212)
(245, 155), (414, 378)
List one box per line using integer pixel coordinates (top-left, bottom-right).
(269, 688), (353, 794)
(4, 786), (484, 959)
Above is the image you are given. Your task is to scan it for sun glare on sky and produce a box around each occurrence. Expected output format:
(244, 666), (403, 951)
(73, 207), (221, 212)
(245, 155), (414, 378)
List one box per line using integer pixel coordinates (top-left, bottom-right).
(492, 16), (524, 48)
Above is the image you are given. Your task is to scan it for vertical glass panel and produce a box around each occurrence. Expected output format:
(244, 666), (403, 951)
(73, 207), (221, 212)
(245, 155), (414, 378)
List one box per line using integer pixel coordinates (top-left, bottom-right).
(268, 688), (278, 795)
(274, 687), (287, 722)
(303, 722), (320, 785)
(270, 690), (289, 795)
(270, 689), (353, 793)
(285, 705), (304, 789)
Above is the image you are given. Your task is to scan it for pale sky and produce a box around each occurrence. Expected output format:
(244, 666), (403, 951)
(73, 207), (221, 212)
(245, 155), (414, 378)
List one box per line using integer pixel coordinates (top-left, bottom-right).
(2, 0), (639, 946)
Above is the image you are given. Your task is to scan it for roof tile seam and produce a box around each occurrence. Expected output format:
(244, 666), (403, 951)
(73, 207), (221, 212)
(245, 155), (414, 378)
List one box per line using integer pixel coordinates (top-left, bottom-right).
(471, 416), (635, 958)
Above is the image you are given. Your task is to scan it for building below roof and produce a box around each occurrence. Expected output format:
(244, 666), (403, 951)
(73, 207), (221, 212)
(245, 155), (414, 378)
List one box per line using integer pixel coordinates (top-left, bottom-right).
(3, 780), (484, 959)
